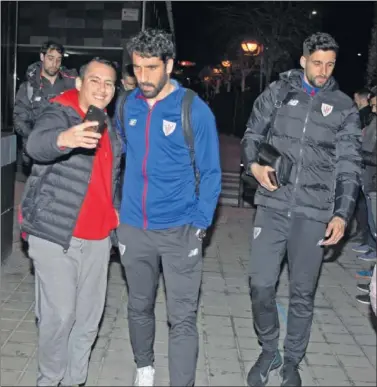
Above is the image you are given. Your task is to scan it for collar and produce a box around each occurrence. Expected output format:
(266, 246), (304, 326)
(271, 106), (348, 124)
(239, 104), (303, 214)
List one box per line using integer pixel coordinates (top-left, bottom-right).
(301, 77), (320, 96)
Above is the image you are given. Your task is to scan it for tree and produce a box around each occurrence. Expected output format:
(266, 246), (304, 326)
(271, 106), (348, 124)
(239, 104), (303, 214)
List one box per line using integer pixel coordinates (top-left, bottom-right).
(207, 2), (322, 85)
(366, 2), (377, 87)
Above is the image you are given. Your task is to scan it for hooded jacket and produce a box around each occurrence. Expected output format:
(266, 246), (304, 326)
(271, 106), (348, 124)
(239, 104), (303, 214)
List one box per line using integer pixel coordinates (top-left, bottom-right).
(242, 69), (362, 224)
(13, 61), (77, 139)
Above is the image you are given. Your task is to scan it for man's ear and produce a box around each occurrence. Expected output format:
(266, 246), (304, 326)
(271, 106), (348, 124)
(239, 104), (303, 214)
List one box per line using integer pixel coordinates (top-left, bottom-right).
(300, 56), (307, 69)
(40, 53), (44, 62)
(75, 77), (82, 91)
(166, 58), (174, 75)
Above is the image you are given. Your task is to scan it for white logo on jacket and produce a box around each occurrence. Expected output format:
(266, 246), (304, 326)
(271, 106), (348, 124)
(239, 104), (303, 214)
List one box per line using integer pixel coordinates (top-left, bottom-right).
(162, 120), (176, 136)
(253, 227), (262, 239)
(287, 99), (299, 106)
(129, 119), (137, 126)
(321, 103), (333, 117)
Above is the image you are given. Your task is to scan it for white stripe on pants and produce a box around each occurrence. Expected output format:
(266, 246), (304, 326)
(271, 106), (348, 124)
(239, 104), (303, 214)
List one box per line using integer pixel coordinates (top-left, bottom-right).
(28, 235), (110, 386)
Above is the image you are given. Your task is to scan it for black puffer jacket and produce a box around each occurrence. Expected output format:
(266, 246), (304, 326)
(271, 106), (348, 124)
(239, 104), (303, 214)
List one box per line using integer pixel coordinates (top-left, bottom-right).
(20, 91), (123, 250)
(242, 69), (362, 224)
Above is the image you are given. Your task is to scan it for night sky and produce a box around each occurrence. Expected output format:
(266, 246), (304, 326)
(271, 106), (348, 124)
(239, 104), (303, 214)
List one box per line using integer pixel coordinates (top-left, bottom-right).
(172, 1), (375, 96)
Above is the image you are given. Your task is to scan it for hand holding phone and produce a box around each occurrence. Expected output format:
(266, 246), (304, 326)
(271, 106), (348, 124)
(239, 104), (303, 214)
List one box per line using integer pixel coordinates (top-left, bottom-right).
(251, 163), (278, 192)
(83, 105), (107, 134)
(57, 121), (102, 149)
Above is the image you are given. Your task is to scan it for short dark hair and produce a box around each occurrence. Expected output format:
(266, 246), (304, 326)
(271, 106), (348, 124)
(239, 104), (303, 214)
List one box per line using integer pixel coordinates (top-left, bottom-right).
(355, 87), (371, 99)
(126, 28), (176, 62)
(79, 57), (117, 79)
(122, 63), (135, 79)
(40, 41), (65, 55)
(303, 32), (339, 56)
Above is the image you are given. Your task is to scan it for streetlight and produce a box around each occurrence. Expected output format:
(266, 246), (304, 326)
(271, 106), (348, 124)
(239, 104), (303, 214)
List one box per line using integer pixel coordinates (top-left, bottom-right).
(241, 40), (264, 92)
(221, 60), (232, 68)
(241, 40), (262, 56)
(311, 10), (317, 15)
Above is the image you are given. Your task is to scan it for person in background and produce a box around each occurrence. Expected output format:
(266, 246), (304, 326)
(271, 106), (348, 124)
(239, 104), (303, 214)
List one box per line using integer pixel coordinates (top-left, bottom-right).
(356, 87), (377, 305)
(351, 87), (374, 259)
(354, 88), (373, 129)
(13, 41), (77, 173)
(120, 64), (137, 92)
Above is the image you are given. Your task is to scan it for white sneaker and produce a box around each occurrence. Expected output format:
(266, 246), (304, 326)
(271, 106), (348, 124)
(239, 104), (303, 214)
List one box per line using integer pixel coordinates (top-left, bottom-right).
(134, 365), (155, 386)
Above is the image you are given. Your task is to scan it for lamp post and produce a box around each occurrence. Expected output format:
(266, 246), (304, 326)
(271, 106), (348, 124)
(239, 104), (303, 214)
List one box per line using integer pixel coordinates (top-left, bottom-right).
(241, 39), (264, 92)
(221, 60), (232, 92)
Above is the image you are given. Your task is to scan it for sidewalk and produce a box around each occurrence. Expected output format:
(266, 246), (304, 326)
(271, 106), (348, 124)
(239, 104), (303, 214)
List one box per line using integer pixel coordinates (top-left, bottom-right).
(1, 199), (376, 386)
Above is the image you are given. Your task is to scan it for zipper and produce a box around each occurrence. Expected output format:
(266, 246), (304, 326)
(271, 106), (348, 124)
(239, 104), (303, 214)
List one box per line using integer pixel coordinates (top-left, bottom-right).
(142, 106), (155, 229)
(287, 96), (314, 218)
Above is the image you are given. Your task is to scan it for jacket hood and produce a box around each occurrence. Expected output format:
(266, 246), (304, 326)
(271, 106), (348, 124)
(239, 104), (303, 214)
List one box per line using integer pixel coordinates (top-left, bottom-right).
(50, 88), (85, 118)
(26, 61), (42, 83)
(279, 69), (339, 92)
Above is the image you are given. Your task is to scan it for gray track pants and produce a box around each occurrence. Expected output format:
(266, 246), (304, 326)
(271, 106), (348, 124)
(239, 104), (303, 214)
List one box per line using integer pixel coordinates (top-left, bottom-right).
(28, 235), (111, 386)
(249, 207), (326, 364)
(118, 223), (203, 387)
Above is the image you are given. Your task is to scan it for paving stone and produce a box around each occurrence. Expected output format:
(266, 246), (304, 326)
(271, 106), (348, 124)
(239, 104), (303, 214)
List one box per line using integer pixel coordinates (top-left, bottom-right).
(337, 354), (374, 368)
(17, 371), (36, 386)
(0, 370), (22, 386)
(1, 342), (35, 358)
(306, 353), (339, 366)
(346, 366), (377, 382)
(1, 356), (29, 371)
(209, 371), (245, 386)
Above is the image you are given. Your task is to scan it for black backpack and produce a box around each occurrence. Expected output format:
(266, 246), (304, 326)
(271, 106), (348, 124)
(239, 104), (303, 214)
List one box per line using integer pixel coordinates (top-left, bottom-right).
(116, 88), (200, 195)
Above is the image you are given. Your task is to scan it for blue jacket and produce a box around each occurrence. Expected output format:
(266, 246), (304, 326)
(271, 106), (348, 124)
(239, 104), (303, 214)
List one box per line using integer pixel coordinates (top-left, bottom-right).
(115, 82), (221, 230)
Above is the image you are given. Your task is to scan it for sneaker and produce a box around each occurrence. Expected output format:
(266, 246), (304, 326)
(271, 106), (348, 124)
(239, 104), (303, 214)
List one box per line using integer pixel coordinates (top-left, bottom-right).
(280, 359), (302, 386)
(357, 283), (370, 293)
(352, 244), (370, 253)
(358, 251), (377, 262)
(356, 294), (371, 305)
(356, 269), (373, 279)
(134, 366), (155, 387)
(247, 350), (282, 386)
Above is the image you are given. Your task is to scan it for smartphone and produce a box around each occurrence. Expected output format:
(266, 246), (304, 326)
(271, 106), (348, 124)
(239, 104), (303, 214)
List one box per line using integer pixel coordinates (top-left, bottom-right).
(268, 171), (279, 187)
(83, 105), (107, 134)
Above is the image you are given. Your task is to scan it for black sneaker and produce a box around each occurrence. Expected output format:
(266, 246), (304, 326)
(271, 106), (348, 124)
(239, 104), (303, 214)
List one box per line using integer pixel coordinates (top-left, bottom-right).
(356, 293), (371, 305)
(247, 350), (282, 386)
(357, 283), (370, 293)
(280, 359), (302, 386)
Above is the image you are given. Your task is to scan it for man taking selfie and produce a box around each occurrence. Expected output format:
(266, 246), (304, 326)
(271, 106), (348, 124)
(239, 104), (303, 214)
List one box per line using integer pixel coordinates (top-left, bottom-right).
(19, 58), (122, 386)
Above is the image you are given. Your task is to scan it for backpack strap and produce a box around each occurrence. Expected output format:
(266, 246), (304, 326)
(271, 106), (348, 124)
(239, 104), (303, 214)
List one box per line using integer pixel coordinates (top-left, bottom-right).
(116, 90), (133, 143)
(266, 79), (291, 143)
(26, 81), (34, 102)
(181, 89), (200, 196)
